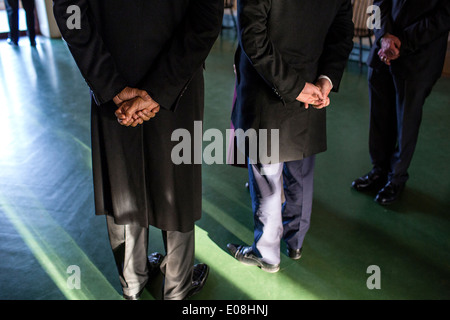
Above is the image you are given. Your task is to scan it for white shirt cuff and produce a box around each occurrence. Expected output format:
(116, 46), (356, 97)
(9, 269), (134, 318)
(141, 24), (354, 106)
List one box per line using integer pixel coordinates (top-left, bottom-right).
(318, 75), (333, 88)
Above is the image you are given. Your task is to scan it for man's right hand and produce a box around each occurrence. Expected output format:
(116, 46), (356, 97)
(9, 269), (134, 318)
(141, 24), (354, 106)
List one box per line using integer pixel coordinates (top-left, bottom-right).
(296, 83), (324, 109)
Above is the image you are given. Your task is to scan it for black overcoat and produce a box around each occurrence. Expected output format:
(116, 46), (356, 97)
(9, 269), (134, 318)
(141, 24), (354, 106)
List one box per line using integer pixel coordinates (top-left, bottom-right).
(53, 0), (223, 231)
(232, 0), (354, 163)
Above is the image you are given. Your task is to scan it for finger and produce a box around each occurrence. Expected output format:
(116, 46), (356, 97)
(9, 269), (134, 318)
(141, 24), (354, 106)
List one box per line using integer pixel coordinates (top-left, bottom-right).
(314, 96), (330, 109)
(144, 108), (158, 118)
(118, 87), (137, 101)
(138, 91), (152, 101)
(378, 49), (385, 58)
(113, 96), (123, 106)
(125, 103), (141, 119)
(137, 111), (151, 121)
(115, 87), (132, 104)
(119, 118), (131, 126)
(312, 102), (325, 109)
(312, 86), (324, 100)
(131, 118), (144, 127)
(115, 107), (128, 121)
(387, 47), (399, 58)
(130, 88), (151, 101)
(116, 87), (148, 104)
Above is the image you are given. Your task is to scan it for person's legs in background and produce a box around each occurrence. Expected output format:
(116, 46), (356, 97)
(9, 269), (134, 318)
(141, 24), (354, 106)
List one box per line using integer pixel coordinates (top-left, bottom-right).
(21, 0), (36, 46)
(4, 0), (19, 45)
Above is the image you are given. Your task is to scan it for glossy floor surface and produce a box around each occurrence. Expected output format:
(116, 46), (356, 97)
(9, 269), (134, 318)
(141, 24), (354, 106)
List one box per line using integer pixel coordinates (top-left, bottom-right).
(0, 32), (449, 300)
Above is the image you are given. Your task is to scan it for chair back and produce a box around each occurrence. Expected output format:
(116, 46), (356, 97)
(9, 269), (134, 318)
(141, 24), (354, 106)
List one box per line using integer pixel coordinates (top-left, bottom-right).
(352, 0), (374, 37)
(224, 0), (234, 9)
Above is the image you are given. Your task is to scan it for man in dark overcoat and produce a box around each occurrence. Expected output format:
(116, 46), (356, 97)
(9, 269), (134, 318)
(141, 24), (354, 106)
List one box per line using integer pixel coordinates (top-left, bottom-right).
(53, 0), (223, 299)
(228, 0), (354, 272)
(352, 0), (450, 205)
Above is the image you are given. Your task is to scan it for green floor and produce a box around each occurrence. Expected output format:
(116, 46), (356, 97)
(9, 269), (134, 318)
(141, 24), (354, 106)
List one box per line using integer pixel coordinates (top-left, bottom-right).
(0, 31), (449, 300)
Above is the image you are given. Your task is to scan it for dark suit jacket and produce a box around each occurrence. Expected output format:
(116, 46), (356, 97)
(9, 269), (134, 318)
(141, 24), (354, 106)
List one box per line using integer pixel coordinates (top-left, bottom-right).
(368, 0), (450, 82)
(53, 0), (223, 231)
(232, 0), (354, 163)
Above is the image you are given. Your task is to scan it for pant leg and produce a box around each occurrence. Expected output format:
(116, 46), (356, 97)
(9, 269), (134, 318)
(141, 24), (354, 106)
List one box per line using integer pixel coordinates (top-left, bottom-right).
(248, 161), (284, 265)
(21, 0), (36, 43)
(389, 76), (436, 184)
(4, 0), (19, 43)
(368, 66), (398, 174)
(282, 155), (316, 251)
(161, 229), (195, 300)
(105, 215), (149, 297)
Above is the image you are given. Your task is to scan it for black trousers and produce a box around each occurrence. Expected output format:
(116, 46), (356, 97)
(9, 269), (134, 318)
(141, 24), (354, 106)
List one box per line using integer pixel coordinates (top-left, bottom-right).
(4, 0), (36, 43)
(368, 65), (436, 184)
(106, 215), (194, 300)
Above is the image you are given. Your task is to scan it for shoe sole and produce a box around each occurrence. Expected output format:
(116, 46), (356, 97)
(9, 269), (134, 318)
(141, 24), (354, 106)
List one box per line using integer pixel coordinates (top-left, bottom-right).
(239, 256), (280, 273)
(375, 197), (398, 206)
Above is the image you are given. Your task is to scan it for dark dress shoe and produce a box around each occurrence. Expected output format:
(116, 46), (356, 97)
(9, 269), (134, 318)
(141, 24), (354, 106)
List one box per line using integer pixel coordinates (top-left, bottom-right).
(123, 290), (143, 300)
(352, 169), (387, 191)
(122, 252), (164, 300)
(147, 252), (164, 277)
(7, 38), (18, 46)
(374, 181), (405, 205)
(227, 243), (280, 273)
(183, 263), (210, 300)
(287, 247), (302, 260)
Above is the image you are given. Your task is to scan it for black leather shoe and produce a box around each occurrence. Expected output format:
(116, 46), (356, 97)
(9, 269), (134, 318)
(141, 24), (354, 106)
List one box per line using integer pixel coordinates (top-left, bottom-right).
(352, 169), (387, 191)
(183, 263), (210, 300)
(227, 243), (280, 273)
(287, 247), (302, 260)
(123, 290), (143, 300)
(123, 252), (164, 300)
(147, 252), (164, 277)
(374, 181), (405, 205)
(7, 38), (18, 46)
